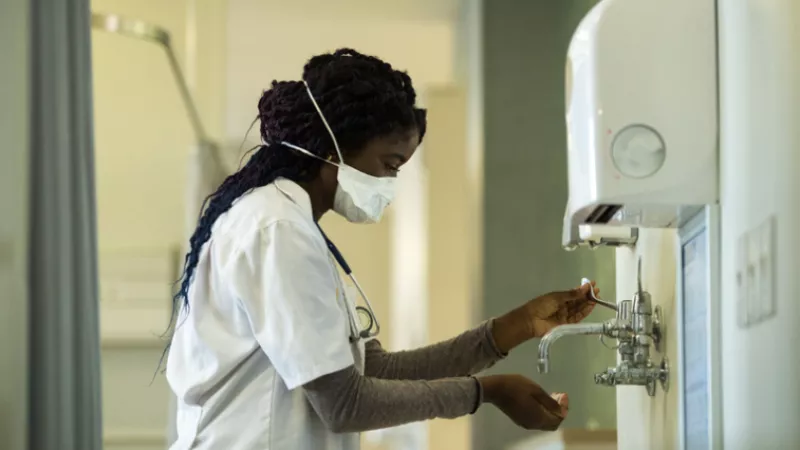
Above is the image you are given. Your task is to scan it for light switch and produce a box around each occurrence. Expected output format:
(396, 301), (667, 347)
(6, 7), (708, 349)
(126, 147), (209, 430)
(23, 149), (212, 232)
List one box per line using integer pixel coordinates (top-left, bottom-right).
(758, 216), (777, 320)
(736, 215), (777, 329)
(736, 234), (748, 327)
(748, 229), (761, 321)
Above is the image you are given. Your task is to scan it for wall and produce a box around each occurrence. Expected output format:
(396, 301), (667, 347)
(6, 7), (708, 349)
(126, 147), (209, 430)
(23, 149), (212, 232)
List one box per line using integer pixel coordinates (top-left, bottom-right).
(614, 1), (800, 449)
(718, 0), (800, 448)
(91, 1), (207, 447)
(224, 0), (455, 143)
(0, 0), (30, 449)
(472, 1), (617, 449)
(615, 230), (678, 450)
(424, 86), (473, 450)
(92, 0), (197, 251)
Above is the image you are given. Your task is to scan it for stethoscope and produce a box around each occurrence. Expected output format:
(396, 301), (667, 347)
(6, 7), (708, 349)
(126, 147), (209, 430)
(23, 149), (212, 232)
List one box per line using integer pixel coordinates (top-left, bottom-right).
(316, 225), (381, 343)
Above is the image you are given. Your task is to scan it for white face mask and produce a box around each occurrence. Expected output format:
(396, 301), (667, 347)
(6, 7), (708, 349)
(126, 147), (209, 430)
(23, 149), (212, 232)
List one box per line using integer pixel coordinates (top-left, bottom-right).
(277, 81), (397, 224)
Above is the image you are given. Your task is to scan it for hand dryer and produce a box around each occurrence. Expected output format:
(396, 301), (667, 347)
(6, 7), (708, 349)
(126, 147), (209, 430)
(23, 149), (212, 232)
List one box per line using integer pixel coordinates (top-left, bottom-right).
(562, 0), (718, 249)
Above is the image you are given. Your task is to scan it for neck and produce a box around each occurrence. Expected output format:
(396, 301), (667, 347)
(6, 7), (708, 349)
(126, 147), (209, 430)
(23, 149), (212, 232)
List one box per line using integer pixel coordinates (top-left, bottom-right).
(297, 180), (332, 221)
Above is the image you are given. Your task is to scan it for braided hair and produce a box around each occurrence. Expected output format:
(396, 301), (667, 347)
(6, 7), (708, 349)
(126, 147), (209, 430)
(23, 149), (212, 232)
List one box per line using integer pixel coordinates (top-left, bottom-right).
(173, 48), (427, 319)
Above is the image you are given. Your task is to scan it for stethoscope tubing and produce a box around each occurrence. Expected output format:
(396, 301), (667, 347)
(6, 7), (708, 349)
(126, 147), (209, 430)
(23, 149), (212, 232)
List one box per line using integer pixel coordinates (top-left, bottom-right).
(316, 225), (380, 341)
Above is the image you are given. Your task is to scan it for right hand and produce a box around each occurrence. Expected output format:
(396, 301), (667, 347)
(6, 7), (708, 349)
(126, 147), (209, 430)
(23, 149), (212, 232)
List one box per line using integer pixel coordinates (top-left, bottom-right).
(479, 374), (567, 431)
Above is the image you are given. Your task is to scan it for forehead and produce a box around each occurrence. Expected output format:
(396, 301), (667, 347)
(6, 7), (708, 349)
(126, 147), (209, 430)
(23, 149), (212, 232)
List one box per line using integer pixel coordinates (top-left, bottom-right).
(361, 129), (420, 159)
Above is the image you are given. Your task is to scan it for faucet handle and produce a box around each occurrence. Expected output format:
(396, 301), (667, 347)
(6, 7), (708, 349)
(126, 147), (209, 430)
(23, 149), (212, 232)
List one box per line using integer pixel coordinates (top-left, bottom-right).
(618, 300), (632, 322)
(637, 257), (643, 297)
(581, 277), (617, 311)
(594, 368), (616, 386)
(599, 334), (619, 350)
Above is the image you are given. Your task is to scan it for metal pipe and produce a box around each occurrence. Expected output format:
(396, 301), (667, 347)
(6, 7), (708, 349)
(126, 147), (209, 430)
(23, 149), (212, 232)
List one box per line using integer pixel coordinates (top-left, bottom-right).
(537, 322), (606, 373)
(90, 12), (211, 147)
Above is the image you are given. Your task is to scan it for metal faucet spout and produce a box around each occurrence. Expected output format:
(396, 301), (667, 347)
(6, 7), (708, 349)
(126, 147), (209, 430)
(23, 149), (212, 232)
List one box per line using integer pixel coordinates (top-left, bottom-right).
(537, 322), (606, 373)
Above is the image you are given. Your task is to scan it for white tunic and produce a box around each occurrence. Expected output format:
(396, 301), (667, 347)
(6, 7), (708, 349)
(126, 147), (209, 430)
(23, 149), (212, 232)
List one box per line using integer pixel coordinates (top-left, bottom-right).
(167, 178), (365, 450)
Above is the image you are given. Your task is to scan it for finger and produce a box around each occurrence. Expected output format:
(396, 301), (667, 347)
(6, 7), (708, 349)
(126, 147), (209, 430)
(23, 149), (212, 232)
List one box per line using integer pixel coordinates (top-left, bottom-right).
(559, 285), (589, 302)
(570, 301), (596, 322)
(529, 386), (562, 412)
(565, 294), (593, 315)
(582, 282), (599, 300)
(552, 392), (570, 417)
(538, 408), (566, 430)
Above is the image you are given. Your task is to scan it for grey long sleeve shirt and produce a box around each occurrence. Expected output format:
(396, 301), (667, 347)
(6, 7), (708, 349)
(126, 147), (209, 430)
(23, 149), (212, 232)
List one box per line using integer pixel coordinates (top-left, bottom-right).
(303, 320), (506, 433)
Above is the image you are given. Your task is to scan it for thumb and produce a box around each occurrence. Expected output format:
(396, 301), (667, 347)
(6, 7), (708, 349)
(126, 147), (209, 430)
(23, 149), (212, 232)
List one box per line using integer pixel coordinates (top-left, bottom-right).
(558, 285), (589, 302)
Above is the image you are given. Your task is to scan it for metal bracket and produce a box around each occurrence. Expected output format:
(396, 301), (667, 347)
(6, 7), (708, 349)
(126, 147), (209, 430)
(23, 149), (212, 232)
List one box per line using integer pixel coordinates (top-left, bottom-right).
(652, 305), (663, 352)
(646, 356), (670, 396)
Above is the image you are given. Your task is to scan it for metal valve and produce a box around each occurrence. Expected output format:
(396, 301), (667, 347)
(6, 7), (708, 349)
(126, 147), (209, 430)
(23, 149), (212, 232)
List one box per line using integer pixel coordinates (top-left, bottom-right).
(538, 258), (670, 397)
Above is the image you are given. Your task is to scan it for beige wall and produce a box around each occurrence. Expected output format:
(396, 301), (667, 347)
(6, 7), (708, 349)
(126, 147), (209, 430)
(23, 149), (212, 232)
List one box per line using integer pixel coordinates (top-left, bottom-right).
(92, 0), (197, 252)
(615, 230), (678, 450)
(0, 1), (30, 449)
(424, 86), (472, 450)
(224, 0), (455, 144)
(91, 1), (199, 447)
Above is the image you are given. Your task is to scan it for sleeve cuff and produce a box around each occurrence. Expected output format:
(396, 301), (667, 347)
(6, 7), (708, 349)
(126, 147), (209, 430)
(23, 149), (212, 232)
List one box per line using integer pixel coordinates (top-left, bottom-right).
(282, 351), (356, 391)
(484, 319), (509, 359)
(469, 376), (483, 414)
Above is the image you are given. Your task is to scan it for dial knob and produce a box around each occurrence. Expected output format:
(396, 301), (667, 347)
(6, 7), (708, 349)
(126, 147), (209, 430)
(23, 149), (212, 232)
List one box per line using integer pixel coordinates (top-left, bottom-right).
(611, 124), (666, 178)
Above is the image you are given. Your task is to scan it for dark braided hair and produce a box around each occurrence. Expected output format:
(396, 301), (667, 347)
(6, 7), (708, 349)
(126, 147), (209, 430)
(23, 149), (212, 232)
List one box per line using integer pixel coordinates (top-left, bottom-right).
(172, 48), (427, 321)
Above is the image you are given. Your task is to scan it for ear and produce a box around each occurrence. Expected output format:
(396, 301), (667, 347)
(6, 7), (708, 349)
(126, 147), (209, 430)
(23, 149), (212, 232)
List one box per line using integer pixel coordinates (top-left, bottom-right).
(318, 160), (339, 182)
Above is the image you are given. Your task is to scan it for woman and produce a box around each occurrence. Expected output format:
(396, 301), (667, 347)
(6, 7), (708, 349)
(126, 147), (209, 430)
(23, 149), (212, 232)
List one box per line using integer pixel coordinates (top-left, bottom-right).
(166, 49), (598, 450)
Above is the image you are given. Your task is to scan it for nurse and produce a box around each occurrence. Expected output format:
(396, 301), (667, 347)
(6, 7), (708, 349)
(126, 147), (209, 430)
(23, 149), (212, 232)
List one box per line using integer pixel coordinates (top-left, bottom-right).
(166, 48), (598, 450)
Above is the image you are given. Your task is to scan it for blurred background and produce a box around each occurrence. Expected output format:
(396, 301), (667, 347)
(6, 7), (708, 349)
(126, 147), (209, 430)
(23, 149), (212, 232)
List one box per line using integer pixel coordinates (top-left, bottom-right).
(5, 0), (800, 449)
(88, 1), (616, 449)
(4, 0), (621, 449)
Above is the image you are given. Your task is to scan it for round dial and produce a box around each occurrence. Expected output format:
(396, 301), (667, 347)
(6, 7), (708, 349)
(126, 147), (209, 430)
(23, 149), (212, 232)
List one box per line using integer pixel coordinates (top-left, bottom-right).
(611, 124), (666, 179)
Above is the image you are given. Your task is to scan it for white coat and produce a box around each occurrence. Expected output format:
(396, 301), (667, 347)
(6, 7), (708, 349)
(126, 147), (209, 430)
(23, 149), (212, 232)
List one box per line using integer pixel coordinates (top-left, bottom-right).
(167, 178), (366, 450)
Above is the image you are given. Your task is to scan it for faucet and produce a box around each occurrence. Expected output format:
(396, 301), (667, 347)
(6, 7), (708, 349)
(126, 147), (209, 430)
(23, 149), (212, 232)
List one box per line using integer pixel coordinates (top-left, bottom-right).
(537, 258), (670, 397)
(538, 322), (606, 373)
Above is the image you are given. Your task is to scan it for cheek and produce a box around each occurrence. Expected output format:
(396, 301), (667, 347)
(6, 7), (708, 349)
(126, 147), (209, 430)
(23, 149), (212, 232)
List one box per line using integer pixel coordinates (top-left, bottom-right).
(345, 153), (384, 177)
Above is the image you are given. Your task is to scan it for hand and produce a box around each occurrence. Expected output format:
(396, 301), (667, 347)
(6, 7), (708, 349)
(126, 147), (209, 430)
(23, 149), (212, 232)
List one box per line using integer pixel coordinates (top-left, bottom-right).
(479, 374), (568, 431)
(492, 282), (599, 353)
(524, 281), (599, 338)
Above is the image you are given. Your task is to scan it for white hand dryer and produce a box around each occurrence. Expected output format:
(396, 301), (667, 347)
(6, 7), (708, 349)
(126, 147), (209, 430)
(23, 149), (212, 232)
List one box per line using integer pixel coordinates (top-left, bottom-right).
(562, 0), (718, 249)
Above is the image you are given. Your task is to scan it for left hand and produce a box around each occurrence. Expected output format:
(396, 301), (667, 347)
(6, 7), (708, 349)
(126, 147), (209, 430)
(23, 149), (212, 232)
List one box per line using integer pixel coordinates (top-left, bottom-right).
(492, 282), (599, 354)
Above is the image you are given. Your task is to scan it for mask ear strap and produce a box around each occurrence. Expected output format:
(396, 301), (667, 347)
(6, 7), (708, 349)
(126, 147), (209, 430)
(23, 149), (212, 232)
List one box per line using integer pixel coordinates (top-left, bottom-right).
(279, 141), (338, 167)
(302, 80), (344, 164)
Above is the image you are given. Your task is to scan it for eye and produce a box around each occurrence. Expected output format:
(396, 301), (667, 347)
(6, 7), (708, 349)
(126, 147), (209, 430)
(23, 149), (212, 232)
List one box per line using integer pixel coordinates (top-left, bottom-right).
(385, 163), (400, 174)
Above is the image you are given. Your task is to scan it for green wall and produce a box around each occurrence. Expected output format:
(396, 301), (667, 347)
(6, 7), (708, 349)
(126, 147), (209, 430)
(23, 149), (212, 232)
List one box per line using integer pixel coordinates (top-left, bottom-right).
(468, 1), (618, 448)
